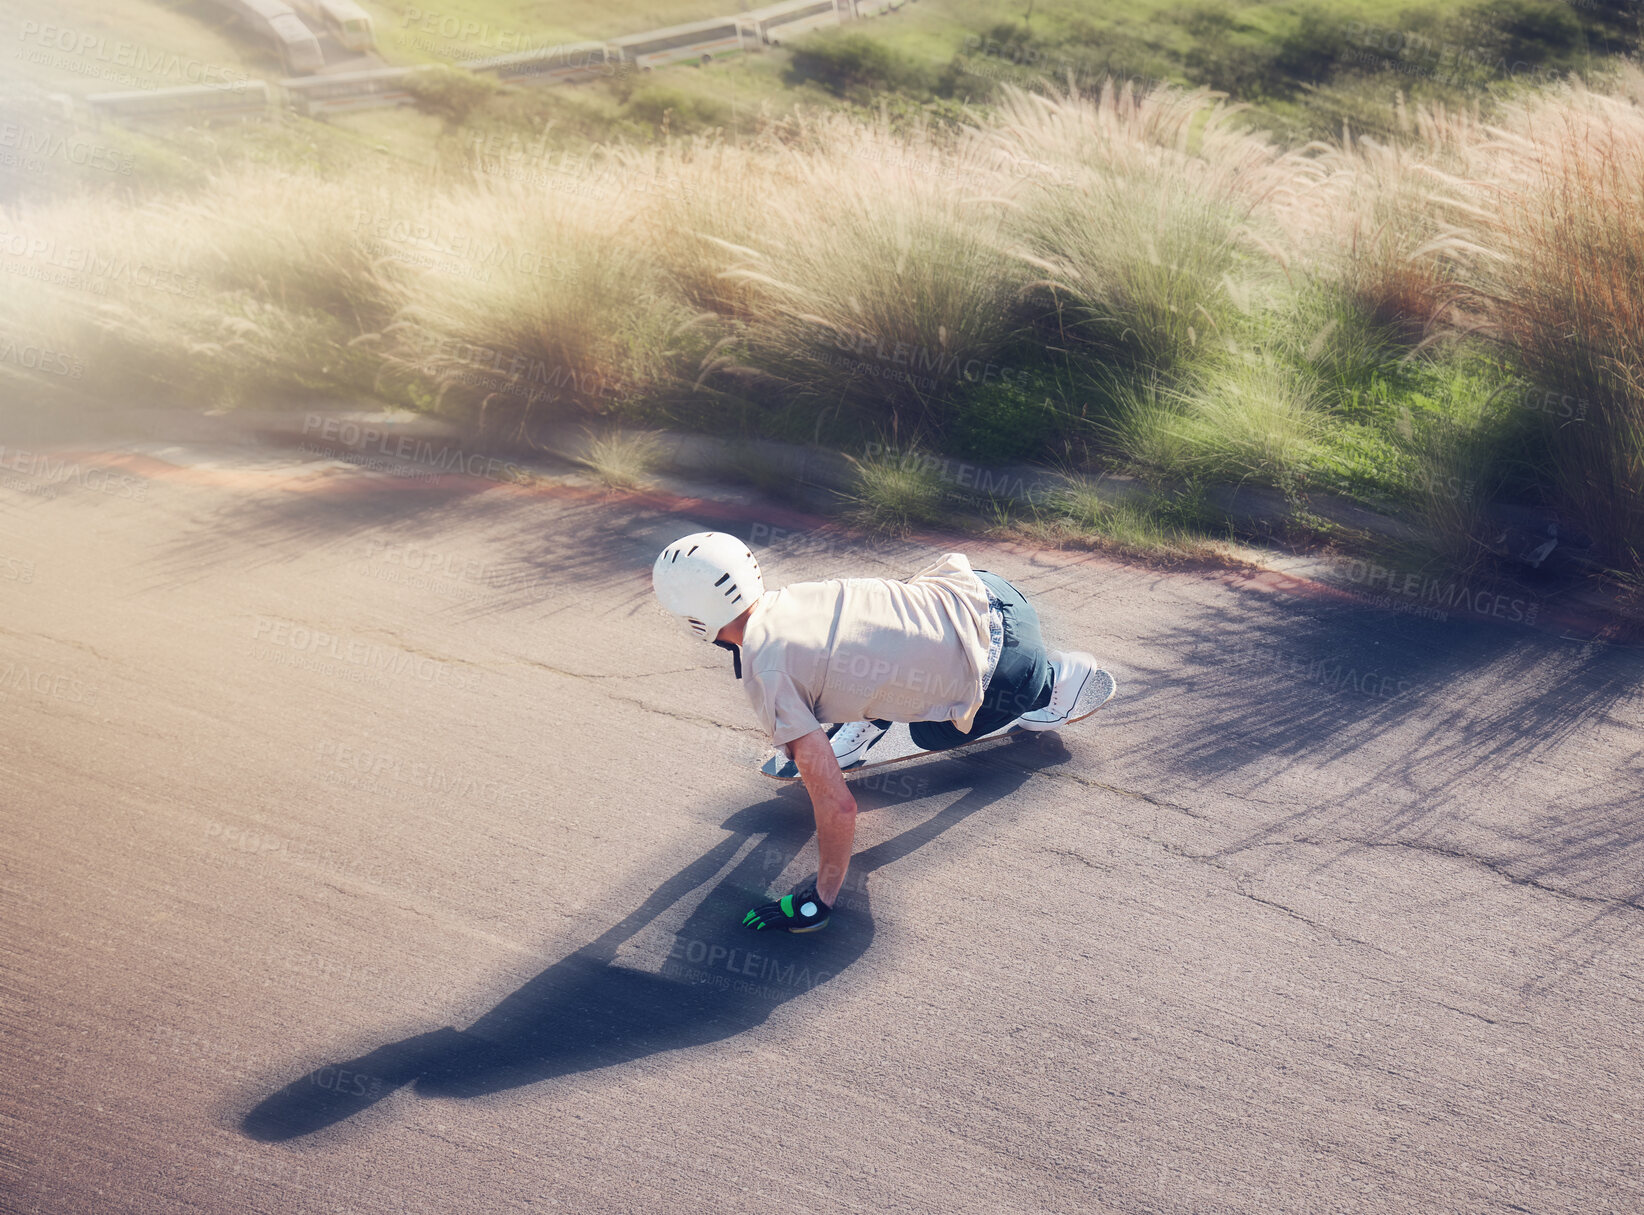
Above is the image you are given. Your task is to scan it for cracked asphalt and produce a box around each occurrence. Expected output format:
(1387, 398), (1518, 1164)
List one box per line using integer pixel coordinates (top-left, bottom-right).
(3, 439), (1643, 1215)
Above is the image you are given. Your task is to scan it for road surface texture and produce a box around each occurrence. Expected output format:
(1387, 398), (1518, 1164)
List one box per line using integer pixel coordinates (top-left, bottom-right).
(2, 430), (1642, 1215)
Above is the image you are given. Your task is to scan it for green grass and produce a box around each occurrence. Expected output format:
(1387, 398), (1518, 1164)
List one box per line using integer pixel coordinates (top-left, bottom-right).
(13, 0), (1644, 574)
(362, 0), (736, 62)
(1008, 473), (1231, 560)
(841, 448), (950, 534)
(577, 428), (667, 488)
(1116, 358), (1331, 484)
(27, 0), (1631, 161)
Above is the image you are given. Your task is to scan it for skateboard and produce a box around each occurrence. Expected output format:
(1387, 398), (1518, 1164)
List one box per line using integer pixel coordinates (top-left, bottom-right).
(759, 666), (1117, 781)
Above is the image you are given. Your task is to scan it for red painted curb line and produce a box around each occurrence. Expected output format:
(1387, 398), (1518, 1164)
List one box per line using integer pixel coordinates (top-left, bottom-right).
(42, 447), (1644, 646)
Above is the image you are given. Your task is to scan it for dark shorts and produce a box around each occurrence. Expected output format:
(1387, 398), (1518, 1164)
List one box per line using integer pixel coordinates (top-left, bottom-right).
(904, 570), (1051, 752)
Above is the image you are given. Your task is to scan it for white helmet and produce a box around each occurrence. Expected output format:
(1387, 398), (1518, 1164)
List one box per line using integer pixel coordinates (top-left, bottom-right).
(652, 531), (764, 641)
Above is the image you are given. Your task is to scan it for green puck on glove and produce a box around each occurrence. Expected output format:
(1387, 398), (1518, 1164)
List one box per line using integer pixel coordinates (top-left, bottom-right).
(742, 880), (832, 933)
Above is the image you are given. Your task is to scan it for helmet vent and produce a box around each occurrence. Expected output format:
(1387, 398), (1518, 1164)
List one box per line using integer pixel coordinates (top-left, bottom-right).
(687, 544), (699, 556)
(713, 573), (730, 586)
(670, 550), (679, 562)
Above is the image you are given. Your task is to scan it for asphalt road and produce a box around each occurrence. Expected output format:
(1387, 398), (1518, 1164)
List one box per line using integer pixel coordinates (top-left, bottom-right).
(3, 430), (1643, 1215)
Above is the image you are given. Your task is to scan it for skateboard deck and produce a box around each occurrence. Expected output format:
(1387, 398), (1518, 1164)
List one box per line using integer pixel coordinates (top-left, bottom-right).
(759, 667), (1117, 781)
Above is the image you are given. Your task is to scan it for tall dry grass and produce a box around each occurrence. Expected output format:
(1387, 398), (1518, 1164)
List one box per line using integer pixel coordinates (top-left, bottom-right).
(374, 167), (689, 440)
(658, 114), (1027, 441)
(982, 82), (1291, 371)
(3, 72), (1643, 571)
(0, 164), (573, 412)
(1116, 356), (1328, 481)
(0, 169), (399, 407)
(1442, 67), (1644, 566)
(1270, 102), (1488, 344)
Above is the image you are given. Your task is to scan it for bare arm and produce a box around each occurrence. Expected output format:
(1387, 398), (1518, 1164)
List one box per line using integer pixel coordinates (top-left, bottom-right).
(789, 728), (858, 906)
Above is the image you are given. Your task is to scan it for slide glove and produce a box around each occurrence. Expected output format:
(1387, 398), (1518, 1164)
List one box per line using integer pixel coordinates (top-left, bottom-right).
(742, 880), (831, 934)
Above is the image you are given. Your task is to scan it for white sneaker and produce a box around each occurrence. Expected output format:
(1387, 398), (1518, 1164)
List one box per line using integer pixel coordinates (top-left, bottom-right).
(830, 720), (887, 768)
(1015, 651), (1097, 731)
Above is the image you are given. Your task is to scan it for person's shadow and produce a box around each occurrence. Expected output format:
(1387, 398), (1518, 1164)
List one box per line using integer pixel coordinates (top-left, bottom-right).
(240, 736), (1070, 1141)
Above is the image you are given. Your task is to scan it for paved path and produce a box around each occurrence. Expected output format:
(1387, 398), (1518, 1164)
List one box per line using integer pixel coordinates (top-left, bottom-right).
(2, 434), (1641, 1214)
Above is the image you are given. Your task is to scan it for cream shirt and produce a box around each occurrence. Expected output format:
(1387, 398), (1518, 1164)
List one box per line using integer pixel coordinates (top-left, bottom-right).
(740, 553), (993, 747)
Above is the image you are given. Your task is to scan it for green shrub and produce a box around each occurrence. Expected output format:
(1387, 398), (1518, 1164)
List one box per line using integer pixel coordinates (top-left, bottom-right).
(1116, 357), (1328, 484)
(786, 32), (936, 101)
(947, 381), (1065, 463)
(1182, 8), (1284, 100)
(1180, 6), (1350, 102)
(624, 85), (729, 133)
(404, 66), (498, 128)
(1271, 9), (1355, 90)
(842, 448), (948, 533)
(1469, 0), (1585, 68)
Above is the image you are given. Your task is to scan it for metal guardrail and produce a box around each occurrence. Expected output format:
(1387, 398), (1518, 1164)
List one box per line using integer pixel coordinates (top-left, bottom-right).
(89, 0), (906, 123)
(87, 80), (275, 121)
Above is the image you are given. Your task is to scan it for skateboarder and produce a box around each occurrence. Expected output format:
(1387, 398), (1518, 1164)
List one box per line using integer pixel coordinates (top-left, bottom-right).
(652, 531), (1097, 933)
